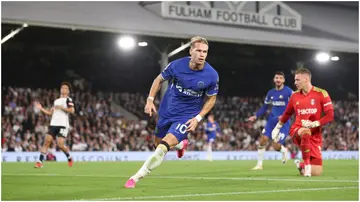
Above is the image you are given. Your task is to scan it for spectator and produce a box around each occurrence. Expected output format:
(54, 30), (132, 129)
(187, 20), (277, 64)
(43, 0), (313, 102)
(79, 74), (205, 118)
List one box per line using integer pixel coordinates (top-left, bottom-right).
(2, 88), (358, 152)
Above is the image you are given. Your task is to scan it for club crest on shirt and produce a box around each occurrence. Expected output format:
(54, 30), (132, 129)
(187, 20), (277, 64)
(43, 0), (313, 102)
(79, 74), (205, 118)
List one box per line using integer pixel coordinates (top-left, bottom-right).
(279, 95), (283, 99)
(311, 99), (315, 105)
(197, 81), (205, 89)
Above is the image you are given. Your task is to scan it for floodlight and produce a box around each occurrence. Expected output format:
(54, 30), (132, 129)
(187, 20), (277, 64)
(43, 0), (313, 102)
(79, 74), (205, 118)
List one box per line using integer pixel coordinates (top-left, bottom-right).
(117, 36), (135, 50)
(315, 52), (330, 63)
(138, 42), (148, 47)
(331, 56), (339, 61)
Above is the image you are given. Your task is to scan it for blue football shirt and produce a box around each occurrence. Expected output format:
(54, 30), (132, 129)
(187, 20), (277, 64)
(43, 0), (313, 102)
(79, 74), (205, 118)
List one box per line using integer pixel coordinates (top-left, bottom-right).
(205, 121), (221, 136)
(158, 57), (219, 120)
(256, 85), (293, 119)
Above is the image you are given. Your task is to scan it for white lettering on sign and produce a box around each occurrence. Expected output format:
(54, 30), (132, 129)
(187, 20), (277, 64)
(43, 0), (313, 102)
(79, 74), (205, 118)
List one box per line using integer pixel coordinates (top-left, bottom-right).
(162, 2), (302, 31)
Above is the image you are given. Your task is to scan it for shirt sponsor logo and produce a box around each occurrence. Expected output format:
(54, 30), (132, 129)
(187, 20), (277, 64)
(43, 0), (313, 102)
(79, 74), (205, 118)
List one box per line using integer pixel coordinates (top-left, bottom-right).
(297, 108), (317, 115)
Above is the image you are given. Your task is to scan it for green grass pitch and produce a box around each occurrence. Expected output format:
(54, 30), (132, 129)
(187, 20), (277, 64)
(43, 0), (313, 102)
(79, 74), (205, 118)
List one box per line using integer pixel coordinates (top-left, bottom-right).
(1, 160), (358, 200)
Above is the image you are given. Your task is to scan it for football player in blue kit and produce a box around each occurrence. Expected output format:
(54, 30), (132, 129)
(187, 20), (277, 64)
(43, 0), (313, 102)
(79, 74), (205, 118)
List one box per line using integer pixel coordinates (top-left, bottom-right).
(248, 72), (293, 170)
(125, 36), (219, 188)
(205, 114), (221, 161)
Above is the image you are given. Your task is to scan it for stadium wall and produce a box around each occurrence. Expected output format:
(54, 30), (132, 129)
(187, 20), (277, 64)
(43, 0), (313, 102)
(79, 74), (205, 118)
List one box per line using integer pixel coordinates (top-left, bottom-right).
(2, 151), (358, 162)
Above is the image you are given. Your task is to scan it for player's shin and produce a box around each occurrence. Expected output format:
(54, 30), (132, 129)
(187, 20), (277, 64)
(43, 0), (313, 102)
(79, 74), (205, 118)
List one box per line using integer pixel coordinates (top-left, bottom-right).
(207, 142), (213, 161)
(59, 145), (72, 161)
(130, 141), (169, 182)
(279, 145), (288, 163)
(63, 150), (72, 162)
(252, 145), (265, 170)
(38, 152), (46, 163)
(272, 142), (287, 163)
(300, 133), (312, 176)
(257, 145), (265, 166)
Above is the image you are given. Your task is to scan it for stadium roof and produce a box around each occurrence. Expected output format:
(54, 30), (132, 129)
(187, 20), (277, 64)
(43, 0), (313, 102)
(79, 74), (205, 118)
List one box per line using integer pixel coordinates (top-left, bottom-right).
(2, 24), (358, 98)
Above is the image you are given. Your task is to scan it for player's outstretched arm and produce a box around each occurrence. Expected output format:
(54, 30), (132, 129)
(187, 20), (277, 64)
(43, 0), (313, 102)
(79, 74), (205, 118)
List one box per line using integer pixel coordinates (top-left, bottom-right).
(278, 96), (295, 125)
(186, 95), (217, 132)
(148, 75), (165, 99)
(144, 74), (165, 117)
(253, 91), (272, 120)
(34, 101), (53, 116)
(249, 103), (269, 122)
(199, 95), (217, 118)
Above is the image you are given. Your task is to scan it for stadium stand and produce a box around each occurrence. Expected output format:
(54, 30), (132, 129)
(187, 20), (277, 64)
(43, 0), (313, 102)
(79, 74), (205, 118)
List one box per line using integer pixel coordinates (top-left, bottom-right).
(2, 87), (358, 153)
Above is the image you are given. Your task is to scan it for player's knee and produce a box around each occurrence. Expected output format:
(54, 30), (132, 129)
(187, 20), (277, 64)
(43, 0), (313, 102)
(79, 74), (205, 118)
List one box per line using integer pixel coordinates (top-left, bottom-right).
(162, 133), (180, 148)
(158, 140), (170, 152)
(299, 128), (311, 137)
(56, 141), (65, 149)
(44, 139), (52, 147)
(260, 135), (269, 145)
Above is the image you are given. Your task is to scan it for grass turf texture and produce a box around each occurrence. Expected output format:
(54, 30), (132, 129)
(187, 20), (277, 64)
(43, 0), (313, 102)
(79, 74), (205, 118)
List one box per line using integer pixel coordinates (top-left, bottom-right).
(1, 160), (358, 201)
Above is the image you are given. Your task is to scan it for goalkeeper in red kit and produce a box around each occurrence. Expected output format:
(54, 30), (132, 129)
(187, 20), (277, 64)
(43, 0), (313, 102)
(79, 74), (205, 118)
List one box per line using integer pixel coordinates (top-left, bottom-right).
(271, 68), (334, 177)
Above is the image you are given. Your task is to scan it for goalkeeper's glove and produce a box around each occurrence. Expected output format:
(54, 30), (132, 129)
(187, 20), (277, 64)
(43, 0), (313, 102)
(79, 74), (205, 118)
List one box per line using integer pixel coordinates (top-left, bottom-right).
(271, 122), (283, 143)
(301, 120), (320, 128)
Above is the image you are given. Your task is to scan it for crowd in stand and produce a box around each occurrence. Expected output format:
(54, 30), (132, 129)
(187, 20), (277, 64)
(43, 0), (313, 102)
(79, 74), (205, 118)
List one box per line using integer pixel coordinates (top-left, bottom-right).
(2, 87), (358, 153)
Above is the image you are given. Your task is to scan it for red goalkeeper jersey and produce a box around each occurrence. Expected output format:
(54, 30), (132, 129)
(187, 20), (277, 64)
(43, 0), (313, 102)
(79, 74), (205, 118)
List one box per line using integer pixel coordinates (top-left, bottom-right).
(280, 86), (334, 137)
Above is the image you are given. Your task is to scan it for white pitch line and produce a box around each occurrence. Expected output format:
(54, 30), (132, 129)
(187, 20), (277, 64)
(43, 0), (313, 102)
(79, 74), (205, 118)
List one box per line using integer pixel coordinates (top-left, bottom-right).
(2, 173), (358, 183)
(87, 186), (359, 201)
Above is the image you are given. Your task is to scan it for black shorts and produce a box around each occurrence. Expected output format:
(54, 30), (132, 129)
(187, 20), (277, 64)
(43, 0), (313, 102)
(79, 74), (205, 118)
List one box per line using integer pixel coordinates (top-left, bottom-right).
(48, 126), (69, 138)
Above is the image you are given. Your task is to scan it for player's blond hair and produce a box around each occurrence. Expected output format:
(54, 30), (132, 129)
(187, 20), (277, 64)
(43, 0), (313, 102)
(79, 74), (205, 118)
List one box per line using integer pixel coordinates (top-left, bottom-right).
(295, 67), (312, 79)
(190, 36), (209, 48)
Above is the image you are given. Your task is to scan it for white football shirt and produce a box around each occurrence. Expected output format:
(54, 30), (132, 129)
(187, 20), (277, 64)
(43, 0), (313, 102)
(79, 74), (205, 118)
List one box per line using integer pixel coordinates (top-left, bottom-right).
(50, 97), (74, 128)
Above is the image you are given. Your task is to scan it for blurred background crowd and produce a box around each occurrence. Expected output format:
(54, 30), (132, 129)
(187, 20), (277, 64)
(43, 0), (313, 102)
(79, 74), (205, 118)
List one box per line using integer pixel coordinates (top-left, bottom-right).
(2, 87), (358, 153)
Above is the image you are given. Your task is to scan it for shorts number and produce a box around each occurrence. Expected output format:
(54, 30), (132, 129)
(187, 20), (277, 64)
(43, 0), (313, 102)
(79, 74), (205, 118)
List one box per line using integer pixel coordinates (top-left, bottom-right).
(278, 133), (285, 140)
(59, 128), (68, 137)
(175, 124), (187, 134)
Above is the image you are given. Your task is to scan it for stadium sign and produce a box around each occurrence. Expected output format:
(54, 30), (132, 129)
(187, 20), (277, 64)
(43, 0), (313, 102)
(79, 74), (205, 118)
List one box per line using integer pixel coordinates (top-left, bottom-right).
(161, 1), (302, 31)
(2, 151), (358, 162)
